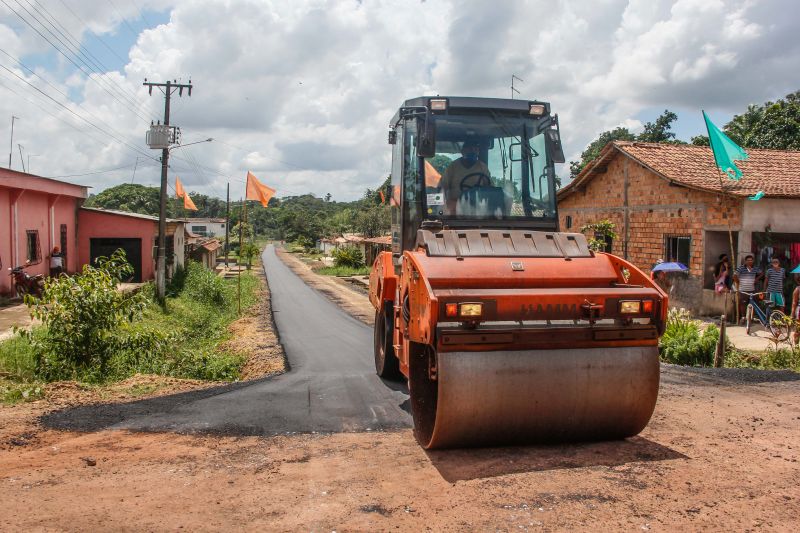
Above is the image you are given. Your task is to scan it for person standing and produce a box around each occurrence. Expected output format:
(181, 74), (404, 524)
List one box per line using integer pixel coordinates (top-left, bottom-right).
(791, 273), (800, 346)
(714, 253), (731, 293)
(763, 257), (786, 312)
(733, 254), (762, 322)
(49, 246), (64, 277)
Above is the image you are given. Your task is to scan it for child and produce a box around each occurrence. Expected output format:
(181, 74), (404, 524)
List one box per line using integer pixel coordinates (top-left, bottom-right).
(764, 257), (786, 311)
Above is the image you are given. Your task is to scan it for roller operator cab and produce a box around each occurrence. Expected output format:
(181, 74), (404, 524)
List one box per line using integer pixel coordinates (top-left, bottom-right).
(368, 96), (668, 449)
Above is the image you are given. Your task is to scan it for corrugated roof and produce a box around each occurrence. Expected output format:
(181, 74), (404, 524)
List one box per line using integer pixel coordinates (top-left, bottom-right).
(558, 141), (800, 200)
(80, 207), (182, 223)
(364, 236), (391, 245)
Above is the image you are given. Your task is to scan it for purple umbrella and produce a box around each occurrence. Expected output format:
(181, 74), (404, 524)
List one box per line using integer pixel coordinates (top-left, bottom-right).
(651, 262), (689, 273)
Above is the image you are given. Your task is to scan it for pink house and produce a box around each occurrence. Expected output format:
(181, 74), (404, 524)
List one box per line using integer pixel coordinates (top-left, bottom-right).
(78, 208), (185, 283)
(1, 168), (87, 295)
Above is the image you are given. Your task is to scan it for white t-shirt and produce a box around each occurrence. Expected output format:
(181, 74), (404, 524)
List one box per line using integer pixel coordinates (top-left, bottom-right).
(50, 254), (63, 268)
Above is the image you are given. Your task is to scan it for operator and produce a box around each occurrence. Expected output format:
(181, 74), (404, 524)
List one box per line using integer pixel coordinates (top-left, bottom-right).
(441, 139), (491, 215)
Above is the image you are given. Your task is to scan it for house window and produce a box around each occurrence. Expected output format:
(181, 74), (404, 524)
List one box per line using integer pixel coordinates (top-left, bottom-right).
(565, 215), (572, 229)
(665, 235), (691, 265)
(191, 225), (207, 235)
(26, 230), (41, 264)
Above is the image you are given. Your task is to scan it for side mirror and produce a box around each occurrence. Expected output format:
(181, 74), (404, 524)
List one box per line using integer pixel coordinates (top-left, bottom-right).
(509, 142), (522, 162)
(417, 113), (436, 158)
(544, 115), (566, 164)
(388, 128), (397, 145)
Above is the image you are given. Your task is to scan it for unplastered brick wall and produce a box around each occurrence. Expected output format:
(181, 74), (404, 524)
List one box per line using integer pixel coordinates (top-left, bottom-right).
(559, 150), (742, 277)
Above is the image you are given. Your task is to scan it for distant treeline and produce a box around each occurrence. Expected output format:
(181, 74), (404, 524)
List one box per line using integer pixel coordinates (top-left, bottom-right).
(84, 177), (391, 243)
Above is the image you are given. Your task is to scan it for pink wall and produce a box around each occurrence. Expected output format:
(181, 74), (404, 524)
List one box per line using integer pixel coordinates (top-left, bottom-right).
(1, 170), (86, 296)
(77, 210), (158, 281)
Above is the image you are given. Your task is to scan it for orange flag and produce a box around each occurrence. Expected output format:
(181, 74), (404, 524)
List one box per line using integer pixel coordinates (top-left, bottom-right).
(183, 194), (198, 211)
(246, 171), (276, 207)
(424, 160), (441, 188)
(379, 190), (385, 204)
(175, 176), (187, 198)
(175, 177), (198, 210)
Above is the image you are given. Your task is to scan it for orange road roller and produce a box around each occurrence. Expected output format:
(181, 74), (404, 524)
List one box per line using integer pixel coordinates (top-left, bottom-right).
(369, 96), (668, 449)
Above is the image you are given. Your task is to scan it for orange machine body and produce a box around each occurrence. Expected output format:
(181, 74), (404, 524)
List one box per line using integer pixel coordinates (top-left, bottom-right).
(369, 246), (668, 379)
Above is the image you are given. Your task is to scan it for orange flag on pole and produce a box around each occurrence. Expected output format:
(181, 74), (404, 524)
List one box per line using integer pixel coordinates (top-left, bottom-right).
(175, 176), (187, 198)
(246, 171), (276, 207)
(183, 194), (198, 211)
(379, 190), (385, 204)
(175, 177), (198, 211)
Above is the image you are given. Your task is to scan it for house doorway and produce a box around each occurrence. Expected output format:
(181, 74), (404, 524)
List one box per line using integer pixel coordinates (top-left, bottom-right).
(89, 238), (142, 282)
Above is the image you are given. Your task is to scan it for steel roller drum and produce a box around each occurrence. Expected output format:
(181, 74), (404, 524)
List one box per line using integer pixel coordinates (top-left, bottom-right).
(410, 346), (660, 449)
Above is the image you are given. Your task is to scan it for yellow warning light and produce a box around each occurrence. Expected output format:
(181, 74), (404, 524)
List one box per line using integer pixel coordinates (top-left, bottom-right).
(459, 303), (483, 317)
(620, 300), (641, 314)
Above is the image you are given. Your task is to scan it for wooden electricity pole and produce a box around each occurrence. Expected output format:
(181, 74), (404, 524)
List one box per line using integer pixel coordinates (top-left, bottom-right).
(143, 78), (192, 303)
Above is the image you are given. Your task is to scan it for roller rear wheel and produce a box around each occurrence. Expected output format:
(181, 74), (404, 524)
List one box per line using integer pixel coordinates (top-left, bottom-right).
(374, 303), (401, 380)
(409, 346), (660, 449)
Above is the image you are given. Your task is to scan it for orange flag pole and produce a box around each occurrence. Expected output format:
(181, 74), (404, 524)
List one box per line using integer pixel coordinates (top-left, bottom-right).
(245, 171), (276, 207)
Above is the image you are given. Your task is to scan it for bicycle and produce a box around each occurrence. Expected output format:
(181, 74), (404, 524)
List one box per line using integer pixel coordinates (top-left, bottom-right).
(741, 291), (791, 342)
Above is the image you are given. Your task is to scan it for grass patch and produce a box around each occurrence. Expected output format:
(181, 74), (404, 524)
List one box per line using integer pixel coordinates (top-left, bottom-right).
(0, 262), (261, 402)
(724, 345), (800, 371)
(316, 265), (370, 276)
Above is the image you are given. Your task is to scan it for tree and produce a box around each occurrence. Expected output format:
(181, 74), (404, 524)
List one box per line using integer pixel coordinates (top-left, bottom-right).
(569, 127), (635, 179)
(354, 206), (390, 238)
(84, 184), (164, 217)
(725, 91), (800, 150)
(691, 135), (709, 146)
(637, 109), (682, 143)
(427, 155), (454, 174)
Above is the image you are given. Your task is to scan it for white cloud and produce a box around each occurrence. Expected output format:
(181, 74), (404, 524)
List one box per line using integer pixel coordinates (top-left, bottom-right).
(1, 0), (797, 198)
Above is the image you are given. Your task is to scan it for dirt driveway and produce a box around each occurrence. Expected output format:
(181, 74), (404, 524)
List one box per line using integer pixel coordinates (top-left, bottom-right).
(2, 368), (799, 531)
(2, 249), (799, 531)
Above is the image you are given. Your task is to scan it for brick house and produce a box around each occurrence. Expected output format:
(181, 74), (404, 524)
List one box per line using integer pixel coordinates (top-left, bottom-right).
(557, 141), (800, 315)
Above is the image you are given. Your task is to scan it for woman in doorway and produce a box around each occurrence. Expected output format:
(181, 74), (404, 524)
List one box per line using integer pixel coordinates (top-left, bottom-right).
(714, 253), (731, 293)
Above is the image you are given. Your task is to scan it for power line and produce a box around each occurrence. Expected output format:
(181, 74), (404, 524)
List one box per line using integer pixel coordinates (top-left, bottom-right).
(0, 47), (153, 149)
(2, 0), (153, 124)
(57, 0), (128, 65)
(0, 63), (159, 162)
(49, 161), (145, 178)
(26, 0), (151, 117)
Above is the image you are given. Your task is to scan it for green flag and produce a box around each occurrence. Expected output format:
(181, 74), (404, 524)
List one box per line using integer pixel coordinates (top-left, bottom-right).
(703, 110), (748, 180)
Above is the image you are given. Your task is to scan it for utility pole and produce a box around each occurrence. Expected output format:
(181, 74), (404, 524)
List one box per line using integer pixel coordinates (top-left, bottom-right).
(225, 182), (230, 267)
(18, 144), (25, 173)
(143, 78), (192, 303)
(8, 115), (19, 169)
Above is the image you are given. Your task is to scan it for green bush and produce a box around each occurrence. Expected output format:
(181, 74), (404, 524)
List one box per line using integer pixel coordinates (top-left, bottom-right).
(24, 249), (148, 382)
(239, 243), (261, 267)
(332, 245), (365, 268)
(659, 308), (724, 366)
(166, 264), (187, 297)
(182, 261), (228, 307)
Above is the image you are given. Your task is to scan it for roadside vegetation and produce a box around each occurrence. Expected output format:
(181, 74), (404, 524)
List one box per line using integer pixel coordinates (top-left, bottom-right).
(0, 251), (259, 404)
(659, 307), (800, 371)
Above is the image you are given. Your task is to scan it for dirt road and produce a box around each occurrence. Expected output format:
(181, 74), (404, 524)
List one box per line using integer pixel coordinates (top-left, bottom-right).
(2, 246), (800, 531)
